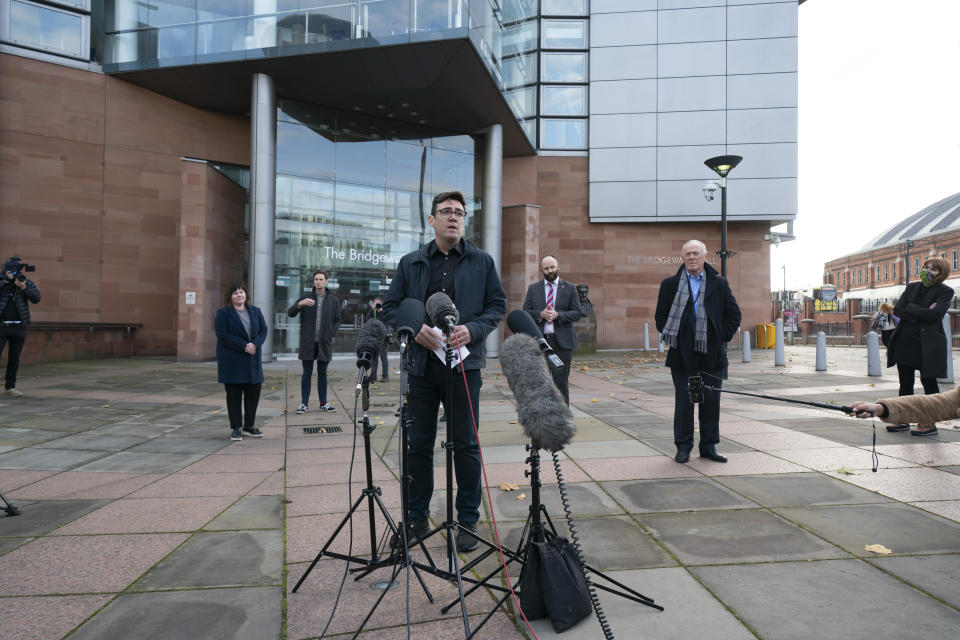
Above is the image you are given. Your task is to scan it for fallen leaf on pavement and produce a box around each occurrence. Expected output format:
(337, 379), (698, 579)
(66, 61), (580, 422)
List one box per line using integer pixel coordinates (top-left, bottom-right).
(836, 466), (859, 475)
(499, 483), (519, 491)
(864, 544), (892, 554)
(515, 493), (526, 501)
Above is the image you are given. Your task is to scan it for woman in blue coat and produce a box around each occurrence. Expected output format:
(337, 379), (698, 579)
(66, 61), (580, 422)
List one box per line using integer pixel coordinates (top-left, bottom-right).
(215, 282), (268, 441)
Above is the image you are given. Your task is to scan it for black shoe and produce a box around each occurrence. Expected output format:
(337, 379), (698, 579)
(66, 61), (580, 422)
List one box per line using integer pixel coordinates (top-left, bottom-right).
(380, 377), (390, 382)
(886, 424), (910, 432)
(675, 449), (691, 463)
(230, 429), (243, 441)
(456, 522), (479, 552)
(390, 519), (429, 548)
(700, 448), (728, 463)
(911, 426), (938, 437)
(242, 426), (263, 438)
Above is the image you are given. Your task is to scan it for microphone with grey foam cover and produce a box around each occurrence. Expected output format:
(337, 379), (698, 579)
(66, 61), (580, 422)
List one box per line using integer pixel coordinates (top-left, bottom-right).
(425, 291), (459, 331)
(355, 319), (387, 371)
(506, 309), (564, 371)
(500, 333), (576, 452)
(395, 298), (426, 345)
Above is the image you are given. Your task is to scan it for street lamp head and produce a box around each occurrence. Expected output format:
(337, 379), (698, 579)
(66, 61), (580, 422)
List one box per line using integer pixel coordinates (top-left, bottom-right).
(704, 154), (743, 178)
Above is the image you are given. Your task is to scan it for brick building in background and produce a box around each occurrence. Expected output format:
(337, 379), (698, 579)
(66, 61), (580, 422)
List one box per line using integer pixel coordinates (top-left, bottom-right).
(1, 0), (798, 363)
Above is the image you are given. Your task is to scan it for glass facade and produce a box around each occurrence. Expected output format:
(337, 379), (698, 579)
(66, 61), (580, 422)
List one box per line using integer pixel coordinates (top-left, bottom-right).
(273, 99), (479, 355)
(1, 0), (90, 59)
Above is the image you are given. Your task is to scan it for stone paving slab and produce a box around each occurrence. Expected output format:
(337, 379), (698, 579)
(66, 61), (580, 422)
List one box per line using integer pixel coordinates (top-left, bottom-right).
(0, 447), (109, 470)
(66, 586), (283, 640)
(8, 472), (163, 500)
(715, 472), (894, 507)
(692, 559), (960, 640)
(73, 451), (207, 473)
(204, 494), (285, 530)
(766, 445), (917, 471)
(602, 477), (760, 513)
(868, 554), (960, 610)
(775, 503), (960, 556)
(824, 466), (960, 502)
(53, 495), (235, 534)
(0, 594), (114, 640)
(0, 498), (110, 536)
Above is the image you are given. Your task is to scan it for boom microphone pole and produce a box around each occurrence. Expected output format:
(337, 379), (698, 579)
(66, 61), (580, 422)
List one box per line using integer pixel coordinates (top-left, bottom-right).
(688, 375), (854, 413)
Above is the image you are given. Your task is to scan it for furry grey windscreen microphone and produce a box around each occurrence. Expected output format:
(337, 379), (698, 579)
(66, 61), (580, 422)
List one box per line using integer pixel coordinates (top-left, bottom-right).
(425, 291), (459, 327)
(355, 319), (387, 368)
(500, 334), (576, 452)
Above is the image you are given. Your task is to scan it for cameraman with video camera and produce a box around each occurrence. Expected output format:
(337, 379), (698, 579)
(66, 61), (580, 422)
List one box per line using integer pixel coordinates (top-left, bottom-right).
(364, 296), (392, 382)
(0, 257), (41, 397)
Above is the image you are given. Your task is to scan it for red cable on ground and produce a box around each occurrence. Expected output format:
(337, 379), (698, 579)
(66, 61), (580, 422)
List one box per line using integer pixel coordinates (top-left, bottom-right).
(451, 331), (540, 640)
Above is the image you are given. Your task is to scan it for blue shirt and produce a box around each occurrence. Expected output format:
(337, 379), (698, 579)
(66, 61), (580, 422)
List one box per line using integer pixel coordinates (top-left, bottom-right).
(686, 271), (704, 314)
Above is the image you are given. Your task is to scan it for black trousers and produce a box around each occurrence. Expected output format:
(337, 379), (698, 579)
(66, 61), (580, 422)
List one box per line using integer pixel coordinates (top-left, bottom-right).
(671, 366), (723, 452)
(896, 364), (939, 398)
(0, 324), (27, 390)
(544, 334), (572, 405)
(224, 383), (262, 430)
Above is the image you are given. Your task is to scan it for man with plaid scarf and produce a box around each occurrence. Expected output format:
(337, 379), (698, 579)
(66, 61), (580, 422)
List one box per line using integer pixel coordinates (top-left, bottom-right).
(655, 240), (741, 464)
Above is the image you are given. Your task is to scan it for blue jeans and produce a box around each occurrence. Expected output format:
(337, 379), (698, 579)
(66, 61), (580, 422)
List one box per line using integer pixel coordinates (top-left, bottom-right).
(406, 360), (482, 524)
(301, 359), (330, 405)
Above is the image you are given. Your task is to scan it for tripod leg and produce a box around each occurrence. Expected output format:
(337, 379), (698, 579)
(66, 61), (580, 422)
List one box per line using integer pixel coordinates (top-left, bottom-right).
(350, 562), (404, 640)
(0, 491), (20, 517)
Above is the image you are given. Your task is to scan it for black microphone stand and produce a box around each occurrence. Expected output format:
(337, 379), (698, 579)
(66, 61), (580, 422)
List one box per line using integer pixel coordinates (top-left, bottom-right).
(291, 363), (409, 594)
(1, 490), (20, 516)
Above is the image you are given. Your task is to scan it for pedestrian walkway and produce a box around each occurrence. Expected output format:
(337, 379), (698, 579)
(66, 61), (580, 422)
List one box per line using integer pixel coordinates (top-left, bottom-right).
(1, 347), (959, 639)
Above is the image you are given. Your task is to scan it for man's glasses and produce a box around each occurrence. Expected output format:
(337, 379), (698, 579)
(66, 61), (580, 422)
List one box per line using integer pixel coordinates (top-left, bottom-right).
(434, 207), (467, 219)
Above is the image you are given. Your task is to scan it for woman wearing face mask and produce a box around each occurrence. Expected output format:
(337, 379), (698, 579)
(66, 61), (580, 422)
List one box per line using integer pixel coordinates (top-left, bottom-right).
(885, 256), (953, 436)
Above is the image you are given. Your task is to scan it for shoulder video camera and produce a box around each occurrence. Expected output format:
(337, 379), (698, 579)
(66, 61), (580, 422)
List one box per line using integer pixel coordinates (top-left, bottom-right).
(3, 256), (35, 283)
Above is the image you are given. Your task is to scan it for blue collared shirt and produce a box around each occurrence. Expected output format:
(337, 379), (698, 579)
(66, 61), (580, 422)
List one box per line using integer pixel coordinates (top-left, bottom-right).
(686, 271), (705, 313)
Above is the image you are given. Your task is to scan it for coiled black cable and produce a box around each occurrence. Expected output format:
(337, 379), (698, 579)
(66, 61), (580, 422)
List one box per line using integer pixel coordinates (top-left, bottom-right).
(551, 451), (615, 640)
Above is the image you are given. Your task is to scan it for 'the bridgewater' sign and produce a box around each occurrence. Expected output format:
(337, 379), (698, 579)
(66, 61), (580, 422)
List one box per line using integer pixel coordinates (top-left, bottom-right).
(628, 255), (720, 265)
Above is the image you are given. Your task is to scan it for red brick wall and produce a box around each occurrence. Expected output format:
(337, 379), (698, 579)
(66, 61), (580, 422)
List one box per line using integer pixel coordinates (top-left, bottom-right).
(503, 155), (772, 350)
(0, 53), (248, 358)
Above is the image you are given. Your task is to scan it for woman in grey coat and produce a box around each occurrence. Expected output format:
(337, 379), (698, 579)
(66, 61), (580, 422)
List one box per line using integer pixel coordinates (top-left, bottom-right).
(288, 269), (341, 414)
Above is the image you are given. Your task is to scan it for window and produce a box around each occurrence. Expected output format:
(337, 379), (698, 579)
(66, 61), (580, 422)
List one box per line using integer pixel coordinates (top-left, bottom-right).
(541, 85), (586, 115)
(503, 53), (538, 89)
(914, 257), (920, 275)
(842, 272), (846, 286)
(3, 0), (88, 59)
(858, 269), (862, 285)
(542, 19), (586, 49)
(892, 262), (896, 280)
(541, 118), (586, 149)
(953, 251), (958, 271)
(542, 52), (587, 82)
(542, 0), (588, 16)
(884, 263), (889, 280)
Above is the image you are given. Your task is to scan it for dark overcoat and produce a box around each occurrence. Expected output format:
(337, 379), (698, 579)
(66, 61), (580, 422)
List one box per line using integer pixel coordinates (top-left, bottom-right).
(887, 281), (953, 378)
(287, 288), (341, 361)
(654, 263), (741, 371)
(521, 278), (582, 351)
(215, 304), (267, 384)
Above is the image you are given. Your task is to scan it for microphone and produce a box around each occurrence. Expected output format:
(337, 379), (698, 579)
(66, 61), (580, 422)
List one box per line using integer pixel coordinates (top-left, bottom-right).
(426, 292), (459, 332)
(500, 333), (575, 452)
(395, 298), (425, 347)
(355, 319), (387, 371)
(506, 309), (564, 371)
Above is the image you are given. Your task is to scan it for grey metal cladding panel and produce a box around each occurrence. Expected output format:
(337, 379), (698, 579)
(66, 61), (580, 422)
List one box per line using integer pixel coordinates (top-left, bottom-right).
(591, 45), (657, 81)
(590, 182), (658, 219)
(659, 0), (725, 9)
(726, 178), (797, 217)
(590, 148), (657, 182)
(657, 179), (728, 218)
(658, 76), (725, 112)
(657, 111), (726, 146)
(591, 12), (658, 47)
(658, 7), (726, 44)
(728, 72), (797, 109)
(724, 143), (797, 179)
(590, 79), (658, 114)
(592, 0), (657, 13)
(658, 41), (725, 78)
(590, 113), (657, 148)
(657, 144), (727, 181)
(728, 108), (797, 144)
(728, 37), (798, 74)
(727, 2), (797, 40)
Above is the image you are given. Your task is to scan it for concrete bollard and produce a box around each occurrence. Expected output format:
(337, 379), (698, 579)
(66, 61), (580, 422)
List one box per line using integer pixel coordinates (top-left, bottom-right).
(742, 330), (752, 362)
(775, 318), (785, 366)
(866, 331), (881, 376)
(816, 331), (827, 371)
(657, 332), (664, 353)
(643, 322), (650, 351)
(939, 314), (954, 384)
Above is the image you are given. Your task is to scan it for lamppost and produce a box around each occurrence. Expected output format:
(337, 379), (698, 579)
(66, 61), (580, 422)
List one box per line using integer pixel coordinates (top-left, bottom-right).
(703, 155), (743, 278)
(904, 238), (916, 285)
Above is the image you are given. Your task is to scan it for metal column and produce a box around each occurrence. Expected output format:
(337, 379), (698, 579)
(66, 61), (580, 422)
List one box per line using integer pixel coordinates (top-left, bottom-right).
(481, 124), (503, 358)
(249, 73), (277, 362)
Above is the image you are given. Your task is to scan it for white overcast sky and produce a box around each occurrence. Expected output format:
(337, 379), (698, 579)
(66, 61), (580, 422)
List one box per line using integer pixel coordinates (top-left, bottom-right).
(770, 0), (960, 290)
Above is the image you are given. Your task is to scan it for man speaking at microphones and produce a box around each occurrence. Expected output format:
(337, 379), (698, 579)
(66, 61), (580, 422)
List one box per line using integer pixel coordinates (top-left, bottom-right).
(522, 255), (583, 405)
(383, 191), (506, 552)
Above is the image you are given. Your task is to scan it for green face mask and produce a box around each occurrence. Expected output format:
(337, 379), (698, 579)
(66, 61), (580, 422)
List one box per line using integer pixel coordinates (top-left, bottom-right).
(920, 269), (933, 286)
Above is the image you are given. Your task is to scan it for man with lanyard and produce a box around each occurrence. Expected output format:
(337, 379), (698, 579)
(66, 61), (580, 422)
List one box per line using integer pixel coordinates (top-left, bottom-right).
(0, 258), (41, 397)
(655, 240), (741, 464)
(522, 255), (583, 405)
(383, 190), (506, 552)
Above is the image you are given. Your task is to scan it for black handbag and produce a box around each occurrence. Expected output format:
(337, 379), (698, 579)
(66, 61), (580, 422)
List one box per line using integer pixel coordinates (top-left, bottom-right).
(519, 534), (592, 633)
